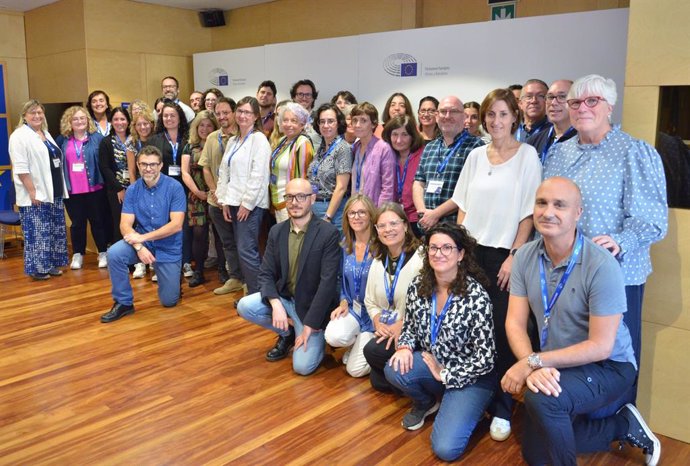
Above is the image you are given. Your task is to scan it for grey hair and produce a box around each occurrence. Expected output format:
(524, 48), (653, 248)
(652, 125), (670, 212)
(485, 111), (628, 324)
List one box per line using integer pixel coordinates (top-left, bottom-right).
(279, 102), (310, 126)
(567, 74), (617, 106)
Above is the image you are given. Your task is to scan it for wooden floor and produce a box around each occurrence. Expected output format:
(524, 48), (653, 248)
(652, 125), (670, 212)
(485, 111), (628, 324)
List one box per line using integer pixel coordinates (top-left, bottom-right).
(1, 244), (688, 465)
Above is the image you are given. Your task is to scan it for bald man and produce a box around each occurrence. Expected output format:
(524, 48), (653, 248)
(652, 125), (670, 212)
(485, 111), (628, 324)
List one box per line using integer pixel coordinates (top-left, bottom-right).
(237, 178), (341, 375)
(501, 177), (659, 466)
(413, 95), (484, 228)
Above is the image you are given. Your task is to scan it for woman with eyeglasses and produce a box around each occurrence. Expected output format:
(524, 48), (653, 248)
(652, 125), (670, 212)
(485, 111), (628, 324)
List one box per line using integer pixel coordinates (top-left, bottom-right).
(451, 88), (542, 442)
(384, 223), (495, 460)
(58, 105), (108, 270)
(350, 102), (396, 207)
(180, 110), (220, 287)
(216, 97), (271, 295)
(418, 96), (440, 142)
(270, 102), (314, 223)
(362, 202), (423, 392)
(99, 107), (133, 244)
(324, 195), (377, 377)
(307, 103), (352, 230)
(543, 74), (667, 404)
(382, 115), (425, 237)
(9, 100), (69, 280)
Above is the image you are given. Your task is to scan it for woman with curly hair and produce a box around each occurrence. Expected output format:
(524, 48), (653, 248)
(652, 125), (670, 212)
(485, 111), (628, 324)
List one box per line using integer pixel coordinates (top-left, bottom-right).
(385, 222), (496, 461)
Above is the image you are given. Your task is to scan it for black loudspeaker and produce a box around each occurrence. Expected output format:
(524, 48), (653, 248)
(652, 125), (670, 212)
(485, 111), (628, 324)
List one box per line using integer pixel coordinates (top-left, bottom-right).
(199, 10), (225, 28)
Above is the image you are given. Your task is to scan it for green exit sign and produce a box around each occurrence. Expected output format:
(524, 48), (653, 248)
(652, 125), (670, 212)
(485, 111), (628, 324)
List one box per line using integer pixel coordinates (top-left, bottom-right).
(491, 3), (516, 21)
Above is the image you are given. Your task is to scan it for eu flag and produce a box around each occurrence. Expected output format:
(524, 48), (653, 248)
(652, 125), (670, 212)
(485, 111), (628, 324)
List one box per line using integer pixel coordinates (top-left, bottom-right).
(400, 63), (417, 77)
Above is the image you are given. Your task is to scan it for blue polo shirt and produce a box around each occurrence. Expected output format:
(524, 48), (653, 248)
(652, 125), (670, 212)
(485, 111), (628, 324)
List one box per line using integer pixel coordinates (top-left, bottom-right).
(122, 173), (186, 262)
(511, 233), (636, 369)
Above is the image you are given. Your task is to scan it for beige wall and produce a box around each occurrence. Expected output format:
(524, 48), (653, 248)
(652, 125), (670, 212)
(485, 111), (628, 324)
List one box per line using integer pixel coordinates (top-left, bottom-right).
(622, 0), (690, 443)
(211, 0), (629, 49)
(0, 10), (30, 125)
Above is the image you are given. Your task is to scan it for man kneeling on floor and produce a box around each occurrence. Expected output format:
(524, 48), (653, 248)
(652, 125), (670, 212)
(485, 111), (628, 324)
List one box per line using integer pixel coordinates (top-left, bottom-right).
(237, 178), (341, 375)
(501, 177), (660, 466)
(100, 145), (186, 323)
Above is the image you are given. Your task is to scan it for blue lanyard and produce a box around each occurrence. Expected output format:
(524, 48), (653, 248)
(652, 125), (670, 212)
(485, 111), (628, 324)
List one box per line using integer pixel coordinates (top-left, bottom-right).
(352, 242), (370, 302)
(43, 139), (59, 158)
(114, 134), (128, 152)
(72, 137), (85, 160)
(136, 140), (142, 153)
(312, 136), (342, 179)
(436, 131), (468, 175)
(270, 136), (291, 171)
(354, 142), (368, 192)
(94, 119), (110, 137)
(396, 155), (411, 200)
(164, 131), (179, 164)
(383, 251), (406, 309)
(262, 110), (274, 125)
(539, 233), (584, 347)
(217, 131), (226, 153)
(430, 291), (454, 345)
(539, 126), (555, 164)
(226, 130), (253, 167)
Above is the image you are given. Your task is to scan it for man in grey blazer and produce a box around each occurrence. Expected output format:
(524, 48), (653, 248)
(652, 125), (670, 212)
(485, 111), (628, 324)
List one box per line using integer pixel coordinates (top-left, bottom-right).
(237, 178), (341, 375)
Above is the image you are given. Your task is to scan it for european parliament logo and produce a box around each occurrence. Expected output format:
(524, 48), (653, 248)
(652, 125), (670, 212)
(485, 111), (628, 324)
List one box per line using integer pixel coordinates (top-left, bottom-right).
(208, 68), (229, 86)
(383, 53), (418, 77)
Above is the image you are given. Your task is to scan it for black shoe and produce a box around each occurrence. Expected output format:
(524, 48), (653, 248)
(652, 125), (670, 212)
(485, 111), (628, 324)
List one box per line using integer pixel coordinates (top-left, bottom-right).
(402, 401), (440, 431)
(100, 302), (135, 323)
(188, 271), (206, 288)
(266, 328), (295, 362)
(218, 266), (230, 284)
(47, 267), (63, 276)
(617, 403), (661, 466)
(30, 272), (50, 281)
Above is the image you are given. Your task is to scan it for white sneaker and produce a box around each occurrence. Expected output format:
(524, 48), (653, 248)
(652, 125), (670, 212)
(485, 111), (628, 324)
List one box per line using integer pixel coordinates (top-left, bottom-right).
(97, 252), (108, 268)
(183, 263), (193, 278)
(342, 350), (351, 365)
(490, 416), (511, 441)
(70, 253), (83, 270)
(133, 263), (146, 279)
(151, 273), (158, 282)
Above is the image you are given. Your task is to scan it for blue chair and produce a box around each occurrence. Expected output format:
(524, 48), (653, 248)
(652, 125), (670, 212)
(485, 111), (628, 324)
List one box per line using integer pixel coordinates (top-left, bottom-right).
(0, 182), (21, 258)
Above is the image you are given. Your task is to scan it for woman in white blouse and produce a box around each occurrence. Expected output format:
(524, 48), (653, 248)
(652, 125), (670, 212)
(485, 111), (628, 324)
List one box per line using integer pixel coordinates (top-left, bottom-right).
(215, 96), (271, 295)
(451, 88), (542, 442)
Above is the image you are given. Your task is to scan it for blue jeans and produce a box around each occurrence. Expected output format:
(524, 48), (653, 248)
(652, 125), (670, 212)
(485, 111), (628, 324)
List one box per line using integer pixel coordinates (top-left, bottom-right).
(237, 292), (325, 375)
(384, 351), (495, 461)
(522, 360), (636, 466)
(311, 199), (345, 234)
(228, 206), (264, 294)
(107, 239), (181, 307)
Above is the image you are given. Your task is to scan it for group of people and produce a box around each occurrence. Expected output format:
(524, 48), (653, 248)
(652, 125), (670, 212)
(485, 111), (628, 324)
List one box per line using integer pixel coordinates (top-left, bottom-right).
(8, 72), (668, 465)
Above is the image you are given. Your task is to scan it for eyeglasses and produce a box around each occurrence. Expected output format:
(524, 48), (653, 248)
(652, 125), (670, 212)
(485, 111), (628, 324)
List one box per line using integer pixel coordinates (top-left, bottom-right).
(437, 109), (462, 117)
(429, 244), (460, 256)
(295, 92), (313, 99)
(236, 109), (255, 116)
(319, 118), (337, 126)
(374, 219), (405, 231)
(138, 162), (161, 169)
(520, 94), (546, 102)
(419, 109), (437, 116)
(566, 96), (607, 110)
(546, 94), (568, 103)
(284, 193), (313, 203)
(135, 121), (152, 128)
(347, 210), (368, 219)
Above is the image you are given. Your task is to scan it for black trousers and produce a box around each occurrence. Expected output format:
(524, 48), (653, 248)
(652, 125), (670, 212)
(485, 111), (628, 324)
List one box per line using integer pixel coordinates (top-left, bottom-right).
(63, 189), (109, 254)
(363, 337), (396, 392)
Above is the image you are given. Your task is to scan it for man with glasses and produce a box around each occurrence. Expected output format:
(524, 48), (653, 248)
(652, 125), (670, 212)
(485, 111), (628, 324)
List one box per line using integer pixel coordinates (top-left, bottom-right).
(100, 146), (186, 323)
(200, 97), (245, 296)
(413, 95), (484, 228)
(290, 78), (322, 148)
(237, 178), (341, 375)
(517, 79), (551, 142)
(501, 177), (660, 466)
(527, 80), (578, 164)
(160, 76), (195, 123)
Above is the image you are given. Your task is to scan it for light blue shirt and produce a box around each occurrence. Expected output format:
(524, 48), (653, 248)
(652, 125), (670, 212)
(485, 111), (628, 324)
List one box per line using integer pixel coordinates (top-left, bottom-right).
(543, 126), (668, 285)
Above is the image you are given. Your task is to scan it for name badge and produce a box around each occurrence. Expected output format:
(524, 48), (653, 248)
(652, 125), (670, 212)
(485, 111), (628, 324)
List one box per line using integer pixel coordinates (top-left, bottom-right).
(72, 162), (85, 172)
(52, 158), (61, 168)
(426, 179), (443, 194)
(352, 301), (362, 316)
(122, 171), (130, 180)
(311, 183), (319, 195)
(168, 165), (181, 177)
(379, 309), (397, 325)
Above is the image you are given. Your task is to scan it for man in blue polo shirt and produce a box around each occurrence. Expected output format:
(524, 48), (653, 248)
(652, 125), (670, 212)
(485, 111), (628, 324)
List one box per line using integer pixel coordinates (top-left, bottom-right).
(501, 177), (660, 466)
(100, 145), (186, 323)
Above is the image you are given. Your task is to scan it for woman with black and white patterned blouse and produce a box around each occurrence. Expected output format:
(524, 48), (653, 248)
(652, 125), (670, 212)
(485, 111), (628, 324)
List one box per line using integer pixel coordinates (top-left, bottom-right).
(384, 222), (496, 462)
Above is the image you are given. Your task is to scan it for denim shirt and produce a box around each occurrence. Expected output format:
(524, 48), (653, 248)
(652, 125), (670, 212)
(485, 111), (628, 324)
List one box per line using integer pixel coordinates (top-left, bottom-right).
(58, 131), (104, 192)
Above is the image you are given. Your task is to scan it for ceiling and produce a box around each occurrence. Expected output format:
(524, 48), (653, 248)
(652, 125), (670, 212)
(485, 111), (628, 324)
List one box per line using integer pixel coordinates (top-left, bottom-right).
(0, 0), (274, 12)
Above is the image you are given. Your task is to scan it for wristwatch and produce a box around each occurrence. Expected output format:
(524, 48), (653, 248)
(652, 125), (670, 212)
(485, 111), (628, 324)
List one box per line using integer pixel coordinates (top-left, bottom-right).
(133, 243), (143, 252)
(510, 248), (518, 256)
(440, 368), (449, 385)
(527, 352), (543, 370)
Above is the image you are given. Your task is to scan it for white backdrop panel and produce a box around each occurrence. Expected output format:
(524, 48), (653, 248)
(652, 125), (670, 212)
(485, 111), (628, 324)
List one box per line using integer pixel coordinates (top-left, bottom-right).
(193, 46), (266, 99)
